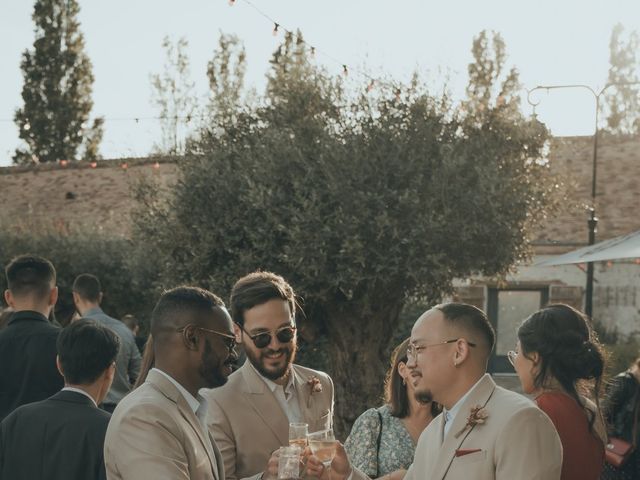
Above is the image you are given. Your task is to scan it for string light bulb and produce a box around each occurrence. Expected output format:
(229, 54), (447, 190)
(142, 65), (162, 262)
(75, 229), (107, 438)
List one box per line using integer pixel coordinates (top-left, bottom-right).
(153, 161), (160, 170)
(228, 0), (235, 5)
(395, 88), (402, 101)
(59, 159), (68, 167)
(342, 65), (348, 77)
(121, 162), (128, 170)
(366, 80), (375, 92)
(89, 161), (97, 168)
(310, 46), (316, 58)
(273, 23), (279, 36)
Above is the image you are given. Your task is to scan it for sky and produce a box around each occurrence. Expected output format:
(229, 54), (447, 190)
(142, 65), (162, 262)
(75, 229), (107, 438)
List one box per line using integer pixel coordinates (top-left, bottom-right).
(1, 0), (639, 166)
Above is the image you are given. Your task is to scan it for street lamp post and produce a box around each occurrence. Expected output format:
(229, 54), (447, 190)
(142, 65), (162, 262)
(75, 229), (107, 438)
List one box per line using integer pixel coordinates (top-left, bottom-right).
(527, 82), (640, 319)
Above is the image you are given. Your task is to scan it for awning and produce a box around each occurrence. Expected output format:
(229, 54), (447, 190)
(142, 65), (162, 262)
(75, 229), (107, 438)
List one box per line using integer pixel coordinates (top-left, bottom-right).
(535, 230), (640, 266)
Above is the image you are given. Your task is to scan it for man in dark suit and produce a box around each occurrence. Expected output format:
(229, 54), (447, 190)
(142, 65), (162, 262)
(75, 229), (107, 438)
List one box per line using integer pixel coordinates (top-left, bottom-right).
(0, 318), (120, 480)
(0, 255), (64, 421)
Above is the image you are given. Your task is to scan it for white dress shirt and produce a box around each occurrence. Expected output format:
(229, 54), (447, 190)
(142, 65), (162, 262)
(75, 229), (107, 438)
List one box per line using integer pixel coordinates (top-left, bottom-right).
(250, 362), (304, 424)
(442, 375), (485, 437)
(61, 386), (98, 407)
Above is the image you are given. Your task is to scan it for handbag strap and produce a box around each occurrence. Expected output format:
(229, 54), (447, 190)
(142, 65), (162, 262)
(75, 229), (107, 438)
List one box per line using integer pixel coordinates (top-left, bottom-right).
(631, 382), (640, 449)
(375, 409), (383, 477)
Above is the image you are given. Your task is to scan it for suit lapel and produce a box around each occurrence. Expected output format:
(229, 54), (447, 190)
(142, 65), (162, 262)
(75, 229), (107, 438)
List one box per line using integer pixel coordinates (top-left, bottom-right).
(147, 370), (219, 478)
(240, 362), (289, 445)
(292, 366), (317, 426)
(430, 374), (496, 480)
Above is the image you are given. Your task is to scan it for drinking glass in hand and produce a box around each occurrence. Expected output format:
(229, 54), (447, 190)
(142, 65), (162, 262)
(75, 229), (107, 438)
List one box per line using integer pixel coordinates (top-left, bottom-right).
(289, 423), (309, 449)
(278, 446), (302, 480)
(307, 429), (337, 467)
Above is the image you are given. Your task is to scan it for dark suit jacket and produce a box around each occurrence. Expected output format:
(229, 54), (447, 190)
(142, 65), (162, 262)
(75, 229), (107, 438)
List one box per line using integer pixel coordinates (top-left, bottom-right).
(0, 310), (64, 421)
(0, 389), (111, 480)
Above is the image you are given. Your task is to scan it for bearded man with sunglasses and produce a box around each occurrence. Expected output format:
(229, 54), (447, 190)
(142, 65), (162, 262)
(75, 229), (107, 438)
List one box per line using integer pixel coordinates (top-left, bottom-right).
(105, 286), (236, 480)
(203, 271), (334, 480)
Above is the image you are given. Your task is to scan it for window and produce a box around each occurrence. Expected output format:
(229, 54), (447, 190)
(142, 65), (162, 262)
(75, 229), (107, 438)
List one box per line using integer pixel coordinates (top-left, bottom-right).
(487, 287), (549, 373)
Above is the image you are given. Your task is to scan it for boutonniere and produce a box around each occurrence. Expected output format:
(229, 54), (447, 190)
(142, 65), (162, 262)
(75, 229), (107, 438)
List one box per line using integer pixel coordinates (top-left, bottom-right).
(306, 376), (322, 407)
(454, 405), (488, 438)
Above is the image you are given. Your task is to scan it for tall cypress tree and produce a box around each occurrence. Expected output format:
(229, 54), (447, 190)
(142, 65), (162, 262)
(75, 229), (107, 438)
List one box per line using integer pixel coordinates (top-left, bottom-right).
(14, 0), (102, 164)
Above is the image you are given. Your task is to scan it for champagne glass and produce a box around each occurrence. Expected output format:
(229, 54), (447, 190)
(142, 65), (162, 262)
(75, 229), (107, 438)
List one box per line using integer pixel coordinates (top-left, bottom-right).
(307, 429), (337, 468)
(289, 423), (309, 449)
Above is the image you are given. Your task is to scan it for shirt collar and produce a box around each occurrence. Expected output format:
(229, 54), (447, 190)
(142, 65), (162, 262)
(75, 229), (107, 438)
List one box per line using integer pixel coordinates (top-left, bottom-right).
(7, 310), (49, 325)
(84, 306), (104, 317)
(61, 386), (98, 407)
(444, 375), (485, 424)
(249, 361), (296, 395)
(152, 368), (208, 417)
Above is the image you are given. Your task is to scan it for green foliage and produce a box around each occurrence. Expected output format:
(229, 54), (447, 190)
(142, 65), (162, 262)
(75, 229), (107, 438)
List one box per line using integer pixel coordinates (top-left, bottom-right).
(133, 31), (559, 433)
(207, 33), (247, 124)
(150, 36), (197, 155)
(604, 24), (640, 135)
(0, 229), (160, 328)
(14, 0), (102, 164)
(465, 30), (521, 121)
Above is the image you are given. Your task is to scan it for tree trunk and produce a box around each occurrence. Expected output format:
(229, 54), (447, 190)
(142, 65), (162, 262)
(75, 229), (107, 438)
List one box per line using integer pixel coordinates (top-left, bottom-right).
(323, 300), (404, 440)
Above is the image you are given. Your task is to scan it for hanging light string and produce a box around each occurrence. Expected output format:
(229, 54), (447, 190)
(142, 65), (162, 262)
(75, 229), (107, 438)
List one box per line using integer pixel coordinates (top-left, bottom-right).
(234, 0), (391, 91)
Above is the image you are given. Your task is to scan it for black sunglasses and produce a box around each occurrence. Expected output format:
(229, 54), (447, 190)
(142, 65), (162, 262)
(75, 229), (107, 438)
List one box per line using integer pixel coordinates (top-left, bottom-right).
(238, 324), (296, 349)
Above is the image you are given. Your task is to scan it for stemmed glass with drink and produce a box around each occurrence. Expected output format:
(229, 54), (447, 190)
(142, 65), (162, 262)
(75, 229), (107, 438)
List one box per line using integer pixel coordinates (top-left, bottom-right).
(307, 429), (337, 468)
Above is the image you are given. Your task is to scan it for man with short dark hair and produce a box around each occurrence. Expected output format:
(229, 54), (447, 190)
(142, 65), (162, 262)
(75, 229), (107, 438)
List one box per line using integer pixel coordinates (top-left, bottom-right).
(122, 313), (147, 354)
(73, 273), (141, 411)
(0, 255), (64, 420)
(203, 271), (335, 480)
(104, 286), (235, 479)
(0, 319), (120, 480)
(402, 303), (562, 479)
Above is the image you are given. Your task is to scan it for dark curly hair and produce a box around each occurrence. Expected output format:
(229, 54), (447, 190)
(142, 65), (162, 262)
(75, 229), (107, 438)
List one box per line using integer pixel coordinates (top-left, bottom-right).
(517, 303), (605, 432)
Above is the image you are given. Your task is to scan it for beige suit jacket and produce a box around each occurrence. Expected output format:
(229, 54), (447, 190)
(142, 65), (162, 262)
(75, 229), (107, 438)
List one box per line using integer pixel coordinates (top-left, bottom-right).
(401, 374), (562, 480)
(104, 369), (225, 480)
(203, 362), (334, 480)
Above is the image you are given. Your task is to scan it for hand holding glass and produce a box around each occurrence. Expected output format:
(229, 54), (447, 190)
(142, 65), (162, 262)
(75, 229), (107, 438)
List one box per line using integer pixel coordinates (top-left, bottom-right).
(307, 429), (337, 467)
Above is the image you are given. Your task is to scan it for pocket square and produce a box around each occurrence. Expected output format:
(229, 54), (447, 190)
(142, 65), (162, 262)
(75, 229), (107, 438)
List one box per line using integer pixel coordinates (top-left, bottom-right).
(455, 448), (482, 457)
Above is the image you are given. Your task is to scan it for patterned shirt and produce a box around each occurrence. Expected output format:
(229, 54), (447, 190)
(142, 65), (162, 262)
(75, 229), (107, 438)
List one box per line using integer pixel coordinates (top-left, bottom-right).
(345, 405), (415, 477)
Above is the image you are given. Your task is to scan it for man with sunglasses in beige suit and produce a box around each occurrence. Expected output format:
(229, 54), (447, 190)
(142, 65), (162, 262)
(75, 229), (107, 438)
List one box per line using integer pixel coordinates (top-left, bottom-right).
(105, 287), (237, 480)
(203, 271), (334, 480)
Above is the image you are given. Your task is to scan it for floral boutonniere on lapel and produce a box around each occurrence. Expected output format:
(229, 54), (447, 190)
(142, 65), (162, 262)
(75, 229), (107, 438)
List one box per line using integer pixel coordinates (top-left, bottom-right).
(454, 405), (489, 438)
(306, 376), (322, 407)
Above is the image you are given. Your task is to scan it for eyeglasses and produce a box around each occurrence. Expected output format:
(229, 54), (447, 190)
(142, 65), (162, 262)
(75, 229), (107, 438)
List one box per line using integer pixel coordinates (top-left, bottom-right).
(507, 350), (517, 366)
(177, 325), (237, 352)
(406, 338), (477, 361)
(238, 323), (296, 349)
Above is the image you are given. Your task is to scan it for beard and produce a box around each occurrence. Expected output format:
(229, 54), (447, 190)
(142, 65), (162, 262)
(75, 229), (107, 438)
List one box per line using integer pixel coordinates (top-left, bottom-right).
(414, 389), (434, 404)
(246, 341), (297, 381)
(199, 339), (232, 389)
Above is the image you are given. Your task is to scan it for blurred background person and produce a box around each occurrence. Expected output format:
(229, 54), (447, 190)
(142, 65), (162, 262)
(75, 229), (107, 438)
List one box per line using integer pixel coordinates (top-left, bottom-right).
(72, 273), (141, 412)
(510, 304), (606, 480)
(0, 255), (63, 421)
(122, 313), (148, 354)
(345, 338), (441, 480)
(601, 357), (640, 479)
(0, 319), (120, 480)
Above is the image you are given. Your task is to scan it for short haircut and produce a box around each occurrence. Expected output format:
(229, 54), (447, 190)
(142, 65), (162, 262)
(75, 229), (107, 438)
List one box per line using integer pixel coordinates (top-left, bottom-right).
(151, 286), (225, 337)
(72, 274), (102, 303)
(121, 314), (139, 330)
(436, 303), (496, 353)
(230, 271), (296, 327)
(57, 319), (120, 384)
(5, 255), (56, 299)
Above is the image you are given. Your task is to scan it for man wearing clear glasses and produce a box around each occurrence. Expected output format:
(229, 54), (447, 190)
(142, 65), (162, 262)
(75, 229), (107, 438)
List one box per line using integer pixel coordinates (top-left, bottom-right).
(105, 286), (235, 480)
(203, 271), (334, 480)
(401, 303), (562, 480)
